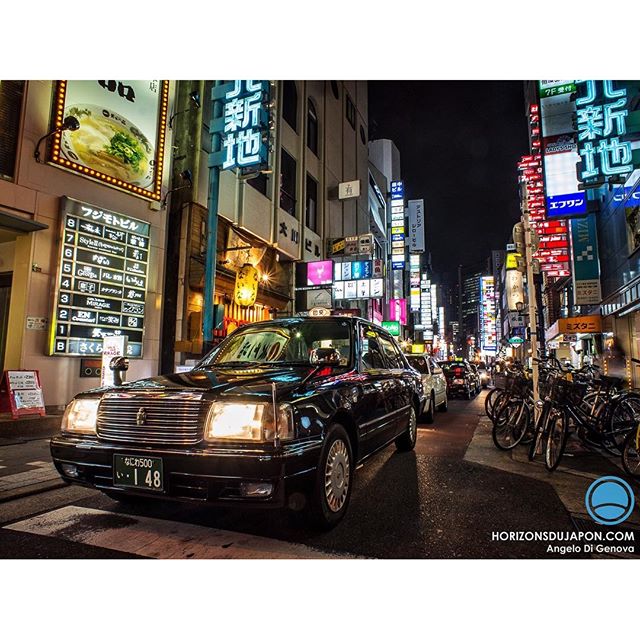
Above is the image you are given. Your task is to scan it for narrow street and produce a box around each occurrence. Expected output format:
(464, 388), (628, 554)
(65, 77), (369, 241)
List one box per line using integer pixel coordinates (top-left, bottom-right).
(2, 392), (636, 559)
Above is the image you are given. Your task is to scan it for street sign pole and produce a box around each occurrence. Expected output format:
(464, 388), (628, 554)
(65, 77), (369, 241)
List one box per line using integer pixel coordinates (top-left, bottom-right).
(520, 181), (540, 409)
(203, 81), (224, 353)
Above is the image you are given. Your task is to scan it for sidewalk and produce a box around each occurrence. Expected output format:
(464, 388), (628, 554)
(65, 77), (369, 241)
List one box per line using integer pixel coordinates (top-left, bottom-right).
(0, 411), (66, 503)
(0, 411), (63, 442)
(465, 413), (640, 557)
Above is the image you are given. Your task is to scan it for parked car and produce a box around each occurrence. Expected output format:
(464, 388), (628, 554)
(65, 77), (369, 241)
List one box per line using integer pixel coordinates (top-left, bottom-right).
(50, 317), (423, 529)
(405, 354), (448, 422)
(438, 360), (479, 399)
(476, 362), (491, 388)
(468, 363), (482, 394)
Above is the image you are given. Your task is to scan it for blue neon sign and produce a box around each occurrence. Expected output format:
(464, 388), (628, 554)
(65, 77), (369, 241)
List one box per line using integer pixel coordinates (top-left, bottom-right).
(391, 181), (404, 199)
(210, 80), (270, 171)
(575, 80), (632, 182)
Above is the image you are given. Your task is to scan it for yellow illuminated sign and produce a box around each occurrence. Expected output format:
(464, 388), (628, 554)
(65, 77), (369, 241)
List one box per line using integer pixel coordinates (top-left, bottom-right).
(234, 264), (259, 307)
(506, 252), (521, 270)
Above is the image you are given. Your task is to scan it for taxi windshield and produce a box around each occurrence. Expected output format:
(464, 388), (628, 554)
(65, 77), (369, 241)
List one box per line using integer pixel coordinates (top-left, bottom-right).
(197, 320), (353, 368)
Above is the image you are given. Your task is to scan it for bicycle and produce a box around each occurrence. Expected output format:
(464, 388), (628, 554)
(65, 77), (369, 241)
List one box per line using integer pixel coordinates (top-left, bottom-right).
(622, 423), (640, 478)
(544, 378), (640, 471)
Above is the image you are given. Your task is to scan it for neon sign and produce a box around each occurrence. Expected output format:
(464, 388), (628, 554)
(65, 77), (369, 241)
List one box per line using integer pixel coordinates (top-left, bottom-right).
(576, 80), (632, 182)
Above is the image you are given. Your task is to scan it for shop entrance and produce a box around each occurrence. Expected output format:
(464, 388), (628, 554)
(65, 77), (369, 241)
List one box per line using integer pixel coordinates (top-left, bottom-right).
(0, 272), (11, 371)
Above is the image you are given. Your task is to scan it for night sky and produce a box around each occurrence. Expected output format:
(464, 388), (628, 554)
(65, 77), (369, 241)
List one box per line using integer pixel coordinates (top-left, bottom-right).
(368, 81), (530, 283)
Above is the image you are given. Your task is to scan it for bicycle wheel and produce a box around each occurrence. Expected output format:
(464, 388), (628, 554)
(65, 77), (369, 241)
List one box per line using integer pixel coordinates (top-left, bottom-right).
(520, 400), (535, 445)
(528, 401), (550, 461)
(605, 395), (640, 454)
(492, 400), (530, 450)
(484, 388), (501, 419)
(545, 409), (568, 471)
(490, 392), (512, 425)
(621, 426), (640, 478)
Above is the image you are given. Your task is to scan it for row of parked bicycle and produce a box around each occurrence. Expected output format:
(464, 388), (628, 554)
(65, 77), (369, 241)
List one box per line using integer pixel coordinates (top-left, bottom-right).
(484, 356), (640, 478)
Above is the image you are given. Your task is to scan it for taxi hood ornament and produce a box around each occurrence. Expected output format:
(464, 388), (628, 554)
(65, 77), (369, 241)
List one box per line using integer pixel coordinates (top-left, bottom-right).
(136, 408), (147, 426)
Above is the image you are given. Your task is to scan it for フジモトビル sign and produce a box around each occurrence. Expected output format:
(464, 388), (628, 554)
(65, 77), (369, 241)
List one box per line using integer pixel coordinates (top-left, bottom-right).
(49, 197), (149, 358)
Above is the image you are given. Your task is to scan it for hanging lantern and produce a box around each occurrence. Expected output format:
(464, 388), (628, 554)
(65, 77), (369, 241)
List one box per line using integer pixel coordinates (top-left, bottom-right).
(234, 264), (259, 307)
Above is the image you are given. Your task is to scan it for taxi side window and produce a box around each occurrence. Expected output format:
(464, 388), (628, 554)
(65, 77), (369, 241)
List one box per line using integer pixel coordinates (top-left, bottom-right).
(361, 329), (386, 370)
(377, 333), (403, 369)
(430, 358), (441, 374)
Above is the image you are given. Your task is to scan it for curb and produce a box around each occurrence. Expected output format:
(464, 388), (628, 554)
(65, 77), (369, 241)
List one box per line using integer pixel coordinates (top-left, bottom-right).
(0, 478), (68, 504)
(0, 416), (62, 441)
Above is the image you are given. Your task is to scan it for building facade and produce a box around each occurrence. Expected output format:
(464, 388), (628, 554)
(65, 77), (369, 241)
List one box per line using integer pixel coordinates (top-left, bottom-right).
(0, 80), (173, 407)
(162, 80), (370, 372)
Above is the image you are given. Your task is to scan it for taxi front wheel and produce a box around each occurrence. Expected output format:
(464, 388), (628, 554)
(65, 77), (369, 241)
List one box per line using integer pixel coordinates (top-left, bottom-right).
(308, 424), (353, 529)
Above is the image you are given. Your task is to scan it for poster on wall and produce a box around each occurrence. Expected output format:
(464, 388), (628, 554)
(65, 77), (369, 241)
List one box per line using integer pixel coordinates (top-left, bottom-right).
(49, 197), (149, 358)
(50, 81), (169, 201)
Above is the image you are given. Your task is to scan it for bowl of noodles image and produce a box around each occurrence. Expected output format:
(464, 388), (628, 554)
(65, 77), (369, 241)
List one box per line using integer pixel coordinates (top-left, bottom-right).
(60, 104), (155, 188)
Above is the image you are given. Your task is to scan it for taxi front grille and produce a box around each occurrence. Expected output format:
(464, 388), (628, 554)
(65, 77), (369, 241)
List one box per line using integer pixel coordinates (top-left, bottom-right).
(96, 392), (208, 446)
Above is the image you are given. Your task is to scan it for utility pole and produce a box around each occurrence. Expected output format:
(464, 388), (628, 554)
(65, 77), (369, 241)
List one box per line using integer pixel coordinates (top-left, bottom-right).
(203, 81), (224, 353)
(520, 181), (540, 407)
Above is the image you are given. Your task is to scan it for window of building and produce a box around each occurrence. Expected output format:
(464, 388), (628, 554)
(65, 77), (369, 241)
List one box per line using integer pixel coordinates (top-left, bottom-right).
(282, 81), (298, 132)
(279, 149), (297, 216)
(330, 81), (340, 100)
(0, 81), (25, 180)
(345, 94), (356, 130)
(305, 174), (318, 233)
(360, 124), (367, 145)
(247, 172), (269, 197)
(307, 98), (318, 156)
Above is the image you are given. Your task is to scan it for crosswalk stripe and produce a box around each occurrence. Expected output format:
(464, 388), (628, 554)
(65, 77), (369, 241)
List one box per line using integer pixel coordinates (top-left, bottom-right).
(5, 506), (355, 559)
(0, 465), (60, 491)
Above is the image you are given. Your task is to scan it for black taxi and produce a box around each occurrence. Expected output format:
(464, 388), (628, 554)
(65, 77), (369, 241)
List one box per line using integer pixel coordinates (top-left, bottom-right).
(50, 317), (423, 528)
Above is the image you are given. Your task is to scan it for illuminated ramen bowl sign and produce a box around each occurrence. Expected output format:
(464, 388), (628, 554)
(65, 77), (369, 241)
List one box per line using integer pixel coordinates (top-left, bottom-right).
(50, 80), (169, 201)
(234, 264), (259, 307)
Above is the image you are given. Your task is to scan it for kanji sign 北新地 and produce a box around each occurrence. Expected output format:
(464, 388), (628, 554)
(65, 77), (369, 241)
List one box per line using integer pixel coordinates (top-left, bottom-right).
(211, 81), (270, 171)
(576, 80), (633, 182)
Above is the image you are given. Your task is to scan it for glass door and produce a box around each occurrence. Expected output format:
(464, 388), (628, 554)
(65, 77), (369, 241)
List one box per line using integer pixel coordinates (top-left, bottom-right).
(0, 272), (12, 371)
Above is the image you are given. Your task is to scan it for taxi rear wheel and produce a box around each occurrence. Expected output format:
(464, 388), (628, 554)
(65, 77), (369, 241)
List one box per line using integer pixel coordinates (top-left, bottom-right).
(424, 393), (435, 424)
(308, 424), (353, 529)
(395, 406), (417, 452)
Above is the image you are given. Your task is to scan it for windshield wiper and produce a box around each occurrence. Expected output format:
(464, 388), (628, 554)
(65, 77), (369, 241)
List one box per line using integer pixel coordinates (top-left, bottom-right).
(198, 360), (263, 369)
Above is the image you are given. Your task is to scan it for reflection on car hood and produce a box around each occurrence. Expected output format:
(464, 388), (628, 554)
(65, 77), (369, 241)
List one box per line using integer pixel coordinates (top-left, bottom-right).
(92, 366), (329, 400)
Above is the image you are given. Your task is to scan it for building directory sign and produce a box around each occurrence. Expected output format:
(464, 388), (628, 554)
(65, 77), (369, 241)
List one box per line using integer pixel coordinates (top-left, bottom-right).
(538, 80), (586, 217)
(50, 81), (169, 201)
(480, 276), (497, 352)
(49, 197), (149, 358)
(390, 180), (405, 270)
(407, 199), (425, 252)
(569, 214), (602, 305)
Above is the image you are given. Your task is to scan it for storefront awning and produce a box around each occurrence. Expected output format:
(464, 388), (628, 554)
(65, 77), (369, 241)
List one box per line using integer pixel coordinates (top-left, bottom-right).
(546, 315), (602, 343)
(0, 209), (49, 234)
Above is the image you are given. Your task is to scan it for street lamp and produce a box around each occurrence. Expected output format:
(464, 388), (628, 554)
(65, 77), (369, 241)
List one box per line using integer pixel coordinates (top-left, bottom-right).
(34, 115), (80, 163)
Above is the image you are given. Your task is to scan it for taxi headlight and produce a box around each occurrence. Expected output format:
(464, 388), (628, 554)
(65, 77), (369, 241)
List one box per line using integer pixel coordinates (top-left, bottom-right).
(204, 402), (295, 442)
(61, 398), (100, 435)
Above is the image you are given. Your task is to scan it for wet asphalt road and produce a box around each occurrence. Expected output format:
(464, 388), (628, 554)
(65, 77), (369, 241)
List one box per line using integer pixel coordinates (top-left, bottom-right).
(0, 390), (586, 559)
